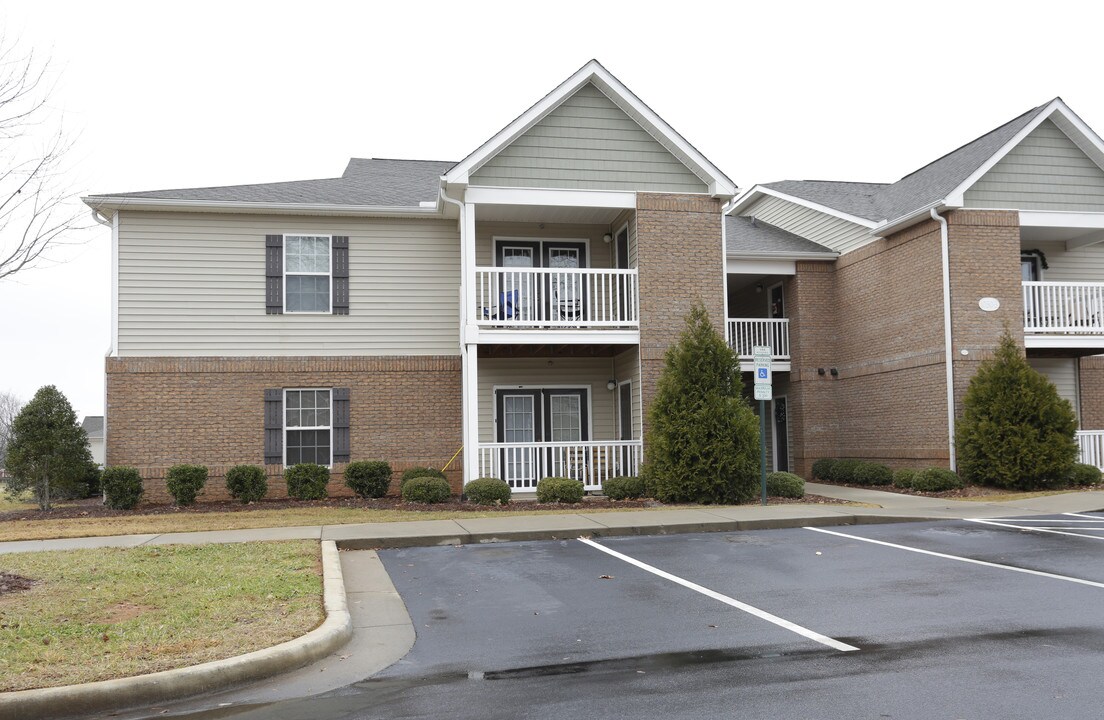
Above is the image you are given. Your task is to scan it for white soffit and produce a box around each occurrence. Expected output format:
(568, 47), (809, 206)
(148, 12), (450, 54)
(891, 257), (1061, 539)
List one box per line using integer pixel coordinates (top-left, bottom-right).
(726, 258), (796, 275)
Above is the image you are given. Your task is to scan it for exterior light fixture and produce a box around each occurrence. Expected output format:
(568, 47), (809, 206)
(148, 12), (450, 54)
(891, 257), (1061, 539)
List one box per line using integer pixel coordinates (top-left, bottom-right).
(607, 380), (617, 391)
(602, 233), (613, 244)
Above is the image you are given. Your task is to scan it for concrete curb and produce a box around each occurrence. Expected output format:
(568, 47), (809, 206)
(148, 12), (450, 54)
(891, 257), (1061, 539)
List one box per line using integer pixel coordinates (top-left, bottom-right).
(0, 541), (352, 720)
(332, 513), (941, 550)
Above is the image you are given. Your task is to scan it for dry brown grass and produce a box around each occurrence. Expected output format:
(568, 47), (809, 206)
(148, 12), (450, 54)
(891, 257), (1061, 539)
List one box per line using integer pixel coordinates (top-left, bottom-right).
(0, 541), (321, 691)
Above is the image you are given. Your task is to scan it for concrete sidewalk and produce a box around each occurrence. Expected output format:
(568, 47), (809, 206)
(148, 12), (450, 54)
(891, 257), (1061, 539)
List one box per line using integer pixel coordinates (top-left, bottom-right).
(2, 484), (1102, 555)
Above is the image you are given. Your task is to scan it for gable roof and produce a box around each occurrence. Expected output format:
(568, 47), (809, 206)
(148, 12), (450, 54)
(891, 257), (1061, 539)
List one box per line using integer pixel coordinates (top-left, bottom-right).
(445, 60), (737, 198)
(81, 416), (104, 439)
(732, 98), (1104, 236)
(725, 215), (837, 258)
(85, 158), (454, 214)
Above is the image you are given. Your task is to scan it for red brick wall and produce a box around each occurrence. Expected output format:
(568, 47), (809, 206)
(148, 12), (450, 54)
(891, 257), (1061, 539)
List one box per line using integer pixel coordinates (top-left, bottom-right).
(636, 193), (725, 434)
(105, 355), (463, 503)
(1080, 356), (1104, 430)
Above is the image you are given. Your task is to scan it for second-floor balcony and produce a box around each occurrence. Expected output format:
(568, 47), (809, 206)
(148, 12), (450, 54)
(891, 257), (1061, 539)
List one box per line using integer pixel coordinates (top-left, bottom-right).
(474, 267), (639, 330)
(728, 318), (790, 361)
(1023, 281), (1104, 335)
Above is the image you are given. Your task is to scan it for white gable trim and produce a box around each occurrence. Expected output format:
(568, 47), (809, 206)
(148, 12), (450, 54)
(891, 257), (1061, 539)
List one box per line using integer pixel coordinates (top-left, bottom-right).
(445, 60), (736, 198)
(726, 185), (878, 229)
(945, 99), (1104, 207)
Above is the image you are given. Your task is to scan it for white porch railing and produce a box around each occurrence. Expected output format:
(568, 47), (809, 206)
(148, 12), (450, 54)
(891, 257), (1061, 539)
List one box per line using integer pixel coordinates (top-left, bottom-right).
(1023, 281), (1104, 333)
(474, 267), (639, 328)
(727, 318), (790, 359)
(1076, 430), (1104, 469)
(475, 440), (643, 491)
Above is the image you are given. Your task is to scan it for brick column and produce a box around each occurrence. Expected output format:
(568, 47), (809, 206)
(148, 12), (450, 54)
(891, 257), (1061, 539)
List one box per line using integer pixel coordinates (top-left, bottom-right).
(635, 193), (724, 437)
(1080, 356), (1104, 430)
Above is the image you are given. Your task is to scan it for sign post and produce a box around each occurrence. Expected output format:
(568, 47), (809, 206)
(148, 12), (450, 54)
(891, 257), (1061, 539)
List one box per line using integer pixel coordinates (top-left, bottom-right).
(752, 346), (773, 506)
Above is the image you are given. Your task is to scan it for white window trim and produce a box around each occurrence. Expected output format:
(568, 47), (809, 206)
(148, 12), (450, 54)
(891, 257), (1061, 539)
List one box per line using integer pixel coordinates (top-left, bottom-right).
(283, 387), (334, 467)
(283, 233), (333, 314)
(491, 384), (594, 442)
(491, 237), (592, 268)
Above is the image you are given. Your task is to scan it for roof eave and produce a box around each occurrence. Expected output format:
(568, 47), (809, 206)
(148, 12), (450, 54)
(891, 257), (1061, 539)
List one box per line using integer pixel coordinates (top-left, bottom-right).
(82, 196), (443, 218)
(727, 251), (839, 261)
(871, 200), (953, 238)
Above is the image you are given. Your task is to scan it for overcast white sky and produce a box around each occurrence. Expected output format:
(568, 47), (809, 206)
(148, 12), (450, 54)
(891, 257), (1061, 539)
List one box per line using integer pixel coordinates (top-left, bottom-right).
(1, 0), (1102, 420)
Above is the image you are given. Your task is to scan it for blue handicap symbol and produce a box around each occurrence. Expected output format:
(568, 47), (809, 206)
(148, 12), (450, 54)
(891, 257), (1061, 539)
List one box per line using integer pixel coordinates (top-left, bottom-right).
(757, 368), (768, 379)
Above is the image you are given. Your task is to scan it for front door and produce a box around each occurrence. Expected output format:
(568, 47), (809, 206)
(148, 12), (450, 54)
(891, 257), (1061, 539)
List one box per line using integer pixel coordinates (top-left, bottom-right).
(497, 243), (539, 321)
(496, 390), (541, 488)
(495, 388), (589, 487)
(543, 243), (588, 321)
(773, 396), (789, 473)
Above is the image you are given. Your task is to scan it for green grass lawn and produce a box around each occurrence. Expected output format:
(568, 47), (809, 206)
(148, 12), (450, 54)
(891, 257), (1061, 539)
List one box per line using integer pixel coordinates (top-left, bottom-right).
(0, 541), (322, 691)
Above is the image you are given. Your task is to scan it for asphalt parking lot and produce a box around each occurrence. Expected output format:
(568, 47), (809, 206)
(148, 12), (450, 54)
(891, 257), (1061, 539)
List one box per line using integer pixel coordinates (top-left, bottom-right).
(161, 513), (1104, 720)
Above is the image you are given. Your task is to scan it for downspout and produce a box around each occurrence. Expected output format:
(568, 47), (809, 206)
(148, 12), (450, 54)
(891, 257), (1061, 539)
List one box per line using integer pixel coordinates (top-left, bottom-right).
(91, 209), (112, 227)
(931, 208), (956, 471)
(439, 184), (471, 483)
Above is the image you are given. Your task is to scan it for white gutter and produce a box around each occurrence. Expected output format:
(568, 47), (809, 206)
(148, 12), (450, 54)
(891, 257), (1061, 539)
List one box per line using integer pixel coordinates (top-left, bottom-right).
(932, 207), (957, 471)
(90, 209), (112, 227)
(873, 199), (951, 238)
(727, 251), (840, 261)
(82, 196), (441, 218)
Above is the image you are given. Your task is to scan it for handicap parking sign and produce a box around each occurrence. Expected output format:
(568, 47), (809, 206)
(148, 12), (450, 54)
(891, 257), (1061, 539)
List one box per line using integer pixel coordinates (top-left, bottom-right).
(756, 368), (769, 379)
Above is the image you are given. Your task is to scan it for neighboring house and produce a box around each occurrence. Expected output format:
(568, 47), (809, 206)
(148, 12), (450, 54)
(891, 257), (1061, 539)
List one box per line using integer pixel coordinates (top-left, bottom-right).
(82, 416), (105, 467)
(82, 60), (1104, 500)
(726, 97), (1104, 476)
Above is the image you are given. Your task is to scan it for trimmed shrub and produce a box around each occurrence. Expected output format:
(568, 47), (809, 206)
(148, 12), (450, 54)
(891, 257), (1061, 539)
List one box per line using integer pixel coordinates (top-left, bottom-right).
(829, 459), (863, 484)
(892, 468), (919, 489)
(537, 476), (584, 504)
(102, 466), (144, 510)
(400, 466), (445, 488)
(1067, 463), (1102, 487)
(910, 467), (964, 492)
(642, 303), (759, 504)
(811, 458), (838, 482)
(82, 465), (102, 498)
(402, 476), (451, 504)
(766, 471), (804, 498)
(345, 460), (392, 499)
(852, 462), (892, 487)
(603, 476), (645, 500)
(465, 477), (511, 505)
(166, 464), (207, 506)
(284, 463), (329, 500)
(956, 332), (1079, 490)
(225, 464), (268, 503)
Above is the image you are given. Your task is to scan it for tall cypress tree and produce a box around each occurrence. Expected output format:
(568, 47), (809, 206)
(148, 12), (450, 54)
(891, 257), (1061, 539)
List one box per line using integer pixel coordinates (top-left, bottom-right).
(643, 302), (759, 503)
(4, 385), (94, 510)
(955, 332), (1079, 489)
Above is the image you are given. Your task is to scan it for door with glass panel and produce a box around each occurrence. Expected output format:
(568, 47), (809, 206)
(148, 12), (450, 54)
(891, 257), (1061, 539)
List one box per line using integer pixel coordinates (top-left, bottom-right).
(495, 242), (539, 322)
(543, 243), (588, 322)
(495, 390), (541, 488)
(542, 389), (589, 481)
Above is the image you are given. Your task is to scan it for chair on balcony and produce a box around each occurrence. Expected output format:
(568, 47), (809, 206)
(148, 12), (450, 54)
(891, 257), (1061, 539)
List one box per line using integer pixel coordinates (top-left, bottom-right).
(483, 289), (519, 321)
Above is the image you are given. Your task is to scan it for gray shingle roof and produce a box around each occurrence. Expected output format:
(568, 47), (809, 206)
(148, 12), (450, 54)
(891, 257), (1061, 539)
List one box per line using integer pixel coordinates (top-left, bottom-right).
(763, 102), (1052, 226)
(81, 416), (104, 439)
(725, 215), (836, 256)
(96, 158), (456, 207)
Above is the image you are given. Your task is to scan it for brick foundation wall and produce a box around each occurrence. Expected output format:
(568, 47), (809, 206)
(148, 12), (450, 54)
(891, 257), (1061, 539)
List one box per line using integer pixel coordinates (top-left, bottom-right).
(105, 355), (463, 503)
(636, 193), (725, 436)
(1080, 356), (1104, 430)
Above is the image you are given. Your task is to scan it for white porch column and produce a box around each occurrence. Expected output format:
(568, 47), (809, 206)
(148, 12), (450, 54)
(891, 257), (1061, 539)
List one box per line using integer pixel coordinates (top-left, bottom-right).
(463, 343), (479, 484)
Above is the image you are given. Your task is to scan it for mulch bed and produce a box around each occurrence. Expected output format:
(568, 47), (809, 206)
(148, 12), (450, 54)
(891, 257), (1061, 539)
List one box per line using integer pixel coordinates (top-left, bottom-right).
(0, 492), (852, 523)
(0, 572), (36, 597)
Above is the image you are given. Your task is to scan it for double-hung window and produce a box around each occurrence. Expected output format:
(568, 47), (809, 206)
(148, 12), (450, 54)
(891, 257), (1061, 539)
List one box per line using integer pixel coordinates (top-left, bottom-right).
(284, 235), (331, 313)
(284, 389), (332, 466)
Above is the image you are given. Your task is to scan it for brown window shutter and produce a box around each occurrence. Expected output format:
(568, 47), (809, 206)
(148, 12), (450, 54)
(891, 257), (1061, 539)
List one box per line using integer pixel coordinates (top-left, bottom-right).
(264, 389), (283, 464)
(332, 236), (349, 315)
(266, 235), (283, 314)
(332, 387), (350, 462)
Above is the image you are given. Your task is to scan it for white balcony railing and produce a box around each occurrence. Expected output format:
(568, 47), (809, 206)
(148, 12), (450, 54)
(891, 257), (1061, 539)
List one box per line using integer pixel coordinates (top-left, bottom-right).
(475, 440), (643, 491)
(1076, 431), (1104, 469)
(474, 267), (638, 329)
(1023, 281), (1104, 334)
(727, 318), (790, 359)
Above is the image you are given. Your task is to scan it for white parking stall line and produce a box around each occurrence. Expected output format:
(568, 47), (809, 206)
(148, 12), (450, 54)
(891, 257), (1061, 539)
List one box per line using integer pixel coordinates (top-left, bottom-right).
(991, 518), (1104, 523)
(1063, 512), (1104, 520)
(805, 526), (1104, 589)
(966, 518), (1104, 541)
(577, 537), (858, 652)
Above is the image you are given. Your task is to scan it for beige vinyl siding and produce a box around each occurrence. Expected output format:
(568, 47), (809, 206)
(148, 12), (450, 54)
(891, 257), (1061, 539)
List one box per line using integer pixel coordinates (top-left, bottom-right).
(1028, 358), (1080, 421)
(478, 357), (618, 443)
(742, 196), (871, 254)
(116, 211), (460, 356)
(474, 222), (614, 267)
(470, 84), (707, 193)
(965, 120), (1104, 212)
(1025, 241), (1104, 282)
(614, 346), (641, 439)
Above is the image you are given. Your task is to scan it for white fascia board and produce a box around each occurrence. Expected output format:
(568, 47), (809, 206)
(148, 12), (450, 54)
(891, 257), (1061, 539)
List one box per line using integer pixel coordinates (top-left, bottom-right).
(471, 329), (640, 345)
(727, 251), (838, 263)
(463, 186), (636, 209)
(742, 186), (879, 229)
(1024, 335), (1104, 350)
(445, 60), (736, 198)
(724, 186), (762, 215)
(82, 196), (442, 218)
(726, 258), (797, 275)
(1020, 210), (1104, 229)
(870, 200), (951, 238)
(943, 99), (1065, 207)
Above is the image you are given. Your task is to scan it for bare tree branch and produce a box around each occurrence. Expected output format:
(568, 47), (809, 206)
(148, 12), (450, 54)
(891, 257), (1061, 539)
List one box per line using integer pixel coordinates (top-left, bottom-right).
(0, 390), (22, 468)
(0, 34), (88, 281)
